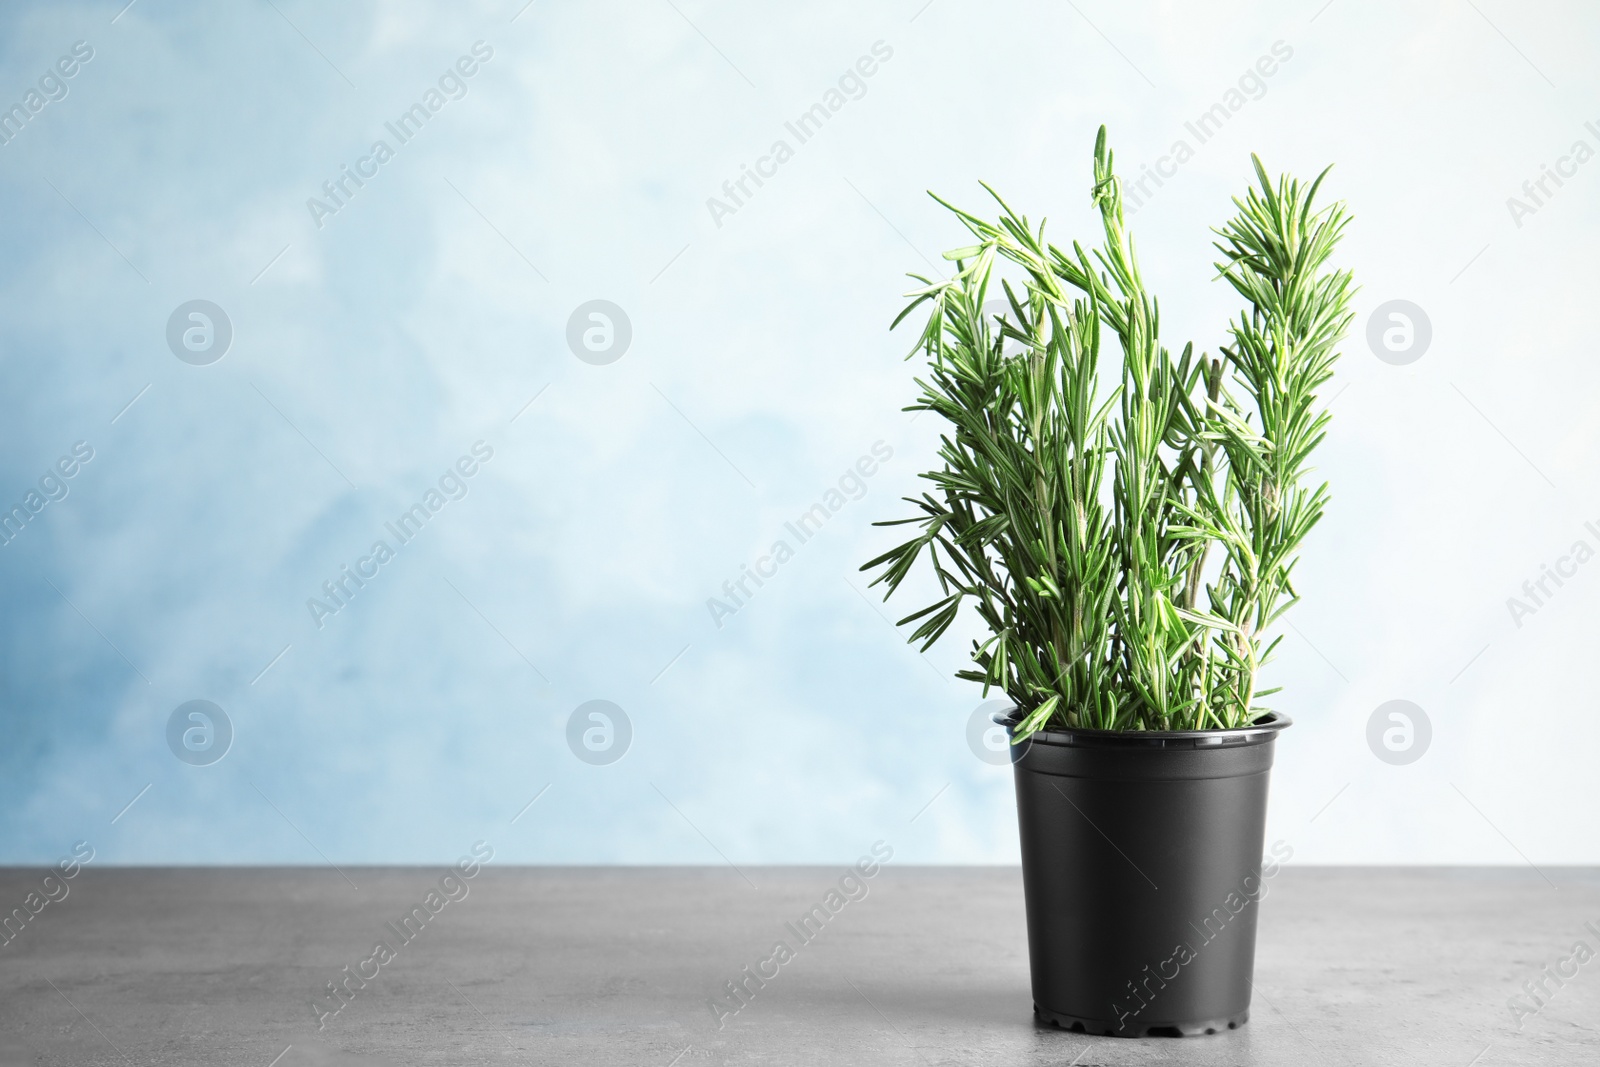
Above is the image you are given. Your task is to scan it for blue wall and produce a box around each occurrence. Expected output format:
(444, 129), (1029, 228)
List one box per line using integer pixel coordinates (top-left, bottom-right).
(3, 0), (1597, 866)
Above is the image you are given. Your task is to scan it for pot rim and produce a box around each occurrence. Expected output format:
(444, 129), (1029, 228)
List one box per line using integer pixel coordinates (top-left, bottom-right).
(994, 708), (1291, 749)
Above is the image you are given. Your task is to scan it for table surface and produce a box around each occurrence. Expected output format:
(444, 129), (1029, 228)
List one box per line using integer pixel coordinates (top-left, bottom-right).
(0, 866), (1594, 1066)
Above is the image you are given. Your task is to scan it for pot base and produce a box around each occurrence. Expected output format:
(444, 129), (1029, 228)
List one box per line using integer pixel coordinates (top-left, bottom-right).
(1034, 1004), (1249, 1038)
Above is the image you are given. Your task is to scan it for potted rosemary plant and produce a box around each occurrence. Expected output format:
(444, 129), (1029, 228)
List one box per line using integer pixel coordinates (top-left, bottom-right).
(863, 128), (1353, 1037)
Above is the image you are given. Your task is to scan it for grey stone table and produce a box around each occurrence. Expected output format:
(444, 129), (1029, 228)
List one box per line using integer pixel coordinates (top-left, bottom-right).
(0, 867), (1595, 1066)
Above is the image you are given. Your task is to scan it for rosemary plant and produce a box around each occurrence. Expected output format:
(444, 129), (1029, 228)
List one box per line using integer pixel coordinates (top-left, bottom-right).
(862, 127), (1354, 736)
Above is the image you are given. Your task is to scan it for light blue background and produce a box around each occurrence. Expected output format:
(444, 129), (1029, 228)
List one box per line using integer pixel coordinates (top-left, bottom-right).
(3, 0), (1597, 866)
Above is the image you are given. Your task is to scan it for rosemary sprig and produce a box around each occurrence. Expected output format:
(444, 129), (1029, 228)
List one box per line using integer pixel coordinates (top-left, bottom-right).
(862, 127), (1355, 736)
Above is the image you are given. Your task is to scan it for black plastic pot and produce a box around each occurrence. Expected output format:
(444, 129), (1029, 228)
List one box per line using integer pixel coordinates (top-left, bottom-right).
(1002, 710), (1290, 1037)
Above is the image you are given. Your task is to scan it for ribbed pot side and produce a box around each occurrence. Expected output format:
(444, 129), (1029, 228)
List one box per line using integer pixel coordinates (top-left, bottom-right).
(1007, 714), (1289, 1037)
